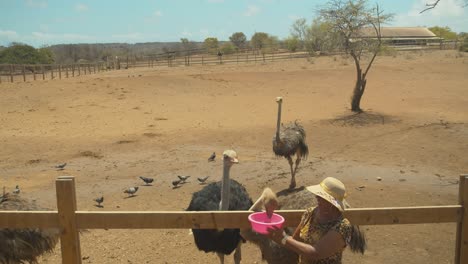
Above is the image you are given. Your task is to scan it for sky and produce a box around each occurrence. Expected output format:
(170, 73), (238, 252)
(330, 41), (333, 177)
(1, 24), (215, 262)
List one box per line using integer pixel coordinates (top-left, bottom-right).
(0, 0), (467, 47)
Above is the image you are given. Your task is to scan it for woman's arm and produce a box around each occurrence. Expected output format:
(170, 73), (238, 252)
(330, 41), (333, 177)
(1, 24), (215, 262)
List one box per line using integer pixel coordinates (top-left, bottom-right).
(268, 228), (346, 261)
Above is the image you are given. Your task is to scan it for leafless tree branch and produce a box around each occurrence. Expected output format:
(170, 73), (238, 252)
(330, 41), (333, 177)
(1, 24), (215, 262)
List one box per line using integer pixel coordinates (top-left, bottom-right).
(420, 0), (442, 13)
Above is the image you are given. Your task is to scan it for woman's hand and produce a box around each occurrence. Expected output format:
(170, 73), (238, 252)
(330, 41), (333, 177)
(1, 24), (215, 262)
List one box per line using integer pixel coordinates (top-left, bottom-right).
(266, 226), (287, 244)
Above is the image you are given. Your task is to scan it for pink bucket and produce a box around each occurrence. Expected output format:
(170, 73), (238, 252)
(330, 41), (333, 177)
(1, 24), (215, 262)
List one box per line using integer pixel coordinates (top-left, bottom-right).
(248, 212), (285, 234)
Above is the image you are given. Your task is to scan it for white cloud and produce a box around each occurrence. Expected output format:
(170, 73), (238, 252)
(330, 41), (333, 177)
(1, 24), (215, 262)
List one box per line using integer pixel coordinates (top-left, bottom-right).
(244, 5), (260, 17)
(181, 30), (193, 37)
(31, 32), (93, 41)
(0, 30), (19, 39)
(288, 14), (302, 21)
(75, 3), (89, 12)
(111, 33), (144, 41)
(199, 29), (210, 39)
(154, 10), (163, 17)
(392, 0), (467, 32)
(25, 0), (47, 8)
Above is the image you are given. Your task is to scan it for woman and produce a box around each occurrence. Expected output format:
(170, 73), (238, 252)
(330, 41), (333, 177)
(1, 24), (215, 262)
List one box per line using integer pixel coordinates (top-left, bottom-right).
(266, 177), (365, 264)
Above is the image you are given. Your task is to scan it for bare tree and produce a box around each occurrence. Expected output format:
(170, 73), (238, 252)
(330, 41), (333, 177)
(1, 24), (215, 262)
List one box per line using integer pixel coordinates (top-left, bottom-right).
(319, 0), (393, 112)
(290, 18), (308, 49)
(420, 0), (468, 13)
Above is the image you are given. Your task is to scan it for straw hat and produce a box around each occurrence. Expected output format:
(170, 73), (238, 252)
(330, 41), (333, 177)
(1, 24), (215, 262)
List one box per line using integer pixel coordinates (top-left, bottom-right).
(306, 177), (349, 212)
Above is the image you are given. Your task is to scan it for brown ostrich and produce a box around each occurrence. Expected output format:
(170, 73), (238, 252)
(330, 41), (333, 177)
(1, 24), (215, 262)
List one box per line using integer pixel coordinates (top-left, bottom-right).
(0, 192), (59, 264)
(272, 97), (309, 189)
(242, 187), (366, 264)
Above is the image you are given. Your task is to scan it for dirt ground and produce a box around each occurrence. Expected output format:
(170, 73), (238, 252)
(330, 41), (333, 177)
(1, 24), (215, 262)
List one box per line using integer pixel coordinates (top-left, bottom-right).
(1, 50), (467, 264)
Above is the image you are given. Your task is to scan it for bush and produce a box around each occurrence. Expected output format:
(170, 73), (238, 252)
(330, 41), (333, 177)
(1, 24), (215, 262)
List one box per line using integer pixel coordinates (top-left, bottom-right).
(459, 36), (468, 52)
(0, 43), (55, 64)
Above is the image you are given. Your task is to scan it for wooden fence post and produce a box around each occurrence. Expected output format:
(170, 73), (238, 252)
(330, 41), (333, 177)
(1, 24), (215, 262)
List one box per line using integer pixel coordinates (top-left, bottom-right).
(33, 65), (36, 80)
(56, 176), (82, 264)
(66, 65), (69, 78)
(59, 65), (62, 79)
(41, 65), (45, 80)
(22, 65), (26, 82)
(51, 65), (54, 80)
(10, 64), (13, 83)
(456, 174), (468, 264)
(78, 64), (81, 76)
(72, 64), (75, 77)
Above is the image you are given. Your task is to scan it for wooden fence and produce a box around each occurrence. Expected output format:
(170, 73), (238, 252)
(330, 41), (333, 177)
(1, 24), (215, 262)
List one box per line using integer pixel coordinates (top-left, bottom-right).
(0, 62), (115, 83)
(0, 175), (466, 264)
(0, 41), (460, 84)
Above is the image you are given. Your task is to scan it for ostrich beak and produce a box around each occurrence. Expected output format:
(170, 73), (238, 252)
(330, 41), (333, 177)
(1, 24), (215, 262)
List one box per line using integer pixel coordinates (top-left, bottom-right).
(231, 157), (239, 164)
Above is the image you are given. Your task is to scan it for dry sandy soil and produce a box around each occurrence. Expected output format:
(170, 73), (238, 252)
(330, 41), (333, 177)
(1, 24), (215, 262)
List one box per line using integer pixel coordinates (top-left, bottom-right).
(1, 50), (467, 264)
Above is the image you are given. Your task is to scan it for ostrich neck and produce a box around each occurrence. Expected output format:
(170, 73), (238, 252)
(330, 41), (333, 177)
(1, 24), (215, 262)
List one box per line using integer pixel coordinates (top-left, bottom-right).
(276, 103), (282, 141)
(220, 164), (231, 210)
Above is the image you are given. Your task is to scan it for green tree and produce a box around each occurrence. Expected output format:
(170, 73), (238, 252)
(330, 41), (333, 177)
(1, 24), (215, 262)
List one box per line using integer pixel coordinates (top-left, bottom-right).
(429, 26), (458, 40)
(304, 19), (341, 54)
(284, 36), (300, 52)
(229, 32), (247, 51)
(203, 37), (219, 54)
(220, 42), (236, 55)
(319, 0), (393, 112)
(250, 32), (270, 52)
(0, 43), (54, 64)
(37, 47), (55, 64)
(459, 32), (468, 52)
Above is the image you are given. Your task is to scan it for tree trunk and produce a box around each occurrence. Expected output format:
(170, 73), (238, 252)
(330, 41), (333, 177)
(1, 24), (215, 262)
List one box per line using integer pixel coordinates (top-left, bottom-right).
(351, 68), (367, 113)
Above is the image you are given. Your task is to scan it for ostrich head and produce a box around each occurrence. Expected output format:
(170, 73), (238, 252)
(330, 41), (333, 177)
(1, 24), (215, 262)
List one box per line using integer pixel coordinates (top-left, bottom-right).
(276, 97), (283, 103)
(222, 150), (239, 167)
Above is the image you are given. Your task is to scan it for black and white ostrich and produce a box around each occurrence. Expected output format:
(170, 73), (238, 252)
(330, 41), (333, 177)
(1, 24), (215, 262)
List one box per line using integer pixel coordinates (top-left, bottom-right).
(272, 97), (309, 189)
(186, 150), (253, 264)
(241, 187), (366, 264)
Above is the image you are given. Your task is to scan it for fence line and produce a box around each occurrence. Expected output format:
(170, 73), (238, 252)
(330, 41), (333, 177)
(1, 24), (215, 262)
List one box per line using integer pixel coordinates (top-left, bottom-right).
(0, 43), (459, 84)
(0, 174), (466, 264)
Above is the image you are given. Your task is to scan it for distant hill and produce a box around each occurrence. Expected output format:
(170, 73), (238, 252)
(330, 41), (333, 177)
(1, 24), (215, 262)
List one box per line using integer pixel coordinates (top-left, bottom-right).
(49, 41), (205, 64)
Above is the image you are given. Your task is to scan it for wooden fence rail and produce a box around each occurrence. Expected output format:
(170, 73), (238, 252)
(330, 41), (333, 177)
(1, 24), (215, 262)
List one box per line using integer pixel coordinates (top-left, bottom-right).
(0, 43), (457, 84)
(0, 175), (466, 264)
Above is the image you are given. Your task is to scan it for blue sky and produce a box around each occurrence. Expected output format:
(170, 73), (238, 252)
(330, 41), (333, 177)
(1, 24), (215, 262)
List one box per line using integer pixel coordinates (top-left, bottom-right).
(1, 0), (467, 47)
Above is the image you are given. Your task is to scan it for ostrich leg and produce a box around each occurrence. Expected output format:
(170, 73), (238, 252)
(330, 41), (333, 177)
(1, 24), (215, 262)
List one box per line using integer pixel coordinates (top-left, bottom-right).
(293, 156), (302, 181)
(287, 156), (296, 189)
(217, 253), (225, 264)
(233, 242), (242, 264)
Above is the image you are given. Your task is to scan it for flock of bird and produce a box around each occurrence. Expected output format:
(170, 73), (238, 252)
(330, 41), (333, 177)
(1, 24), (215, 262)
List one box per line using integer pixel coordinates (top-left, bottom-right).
(89, 154), (216, 207)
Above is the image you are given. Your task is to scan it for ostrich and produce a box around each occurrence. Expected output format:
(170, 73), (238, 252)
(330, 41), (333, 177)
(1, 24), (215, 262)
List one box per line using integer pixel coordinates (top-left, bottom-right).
(186, 150), (253, 264)
(241, 187), (366, 264)
(272, 97), (309, 189)
(0, 192), (59, 264)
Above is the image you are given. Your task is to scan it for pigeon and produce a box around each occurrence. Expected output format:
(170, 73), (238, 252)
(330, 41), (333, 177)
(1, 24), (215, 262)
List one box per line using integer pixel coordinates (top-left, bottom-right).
(94, 196), (104, 207)
(124, 187), (139, 197)
(197, 176), (210, 184)
(208, 152), (216, 162)
(55, 163), (67, 170)
(13, 185), (20, 195)
(177, 175), (190, 183)
(139, 176), (154, 185)
(172, 179), (182, 188)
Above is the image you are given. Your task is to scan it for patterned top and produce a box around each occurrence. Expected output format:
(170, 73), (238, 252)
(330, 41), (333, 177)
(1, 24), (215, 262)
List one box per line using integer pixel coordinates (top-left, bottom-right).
(298, 207), (352, 264)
